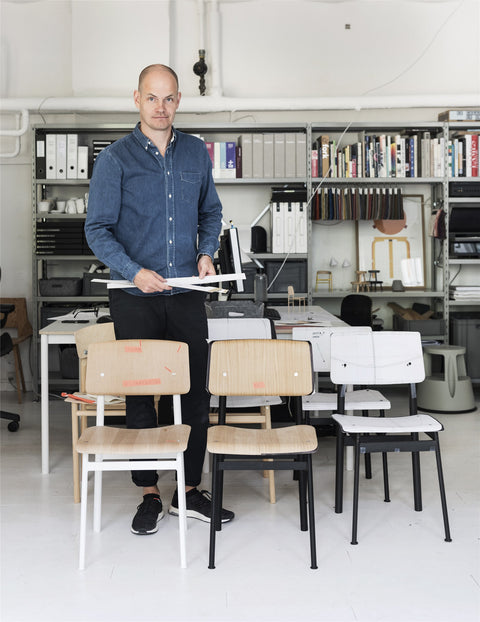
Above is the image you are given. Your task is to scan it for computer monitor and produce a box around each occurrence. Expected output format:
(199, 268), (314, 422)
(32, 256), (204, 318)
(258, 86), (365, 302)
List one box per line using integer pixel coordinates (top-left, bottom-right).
(218, 225), (244, 292)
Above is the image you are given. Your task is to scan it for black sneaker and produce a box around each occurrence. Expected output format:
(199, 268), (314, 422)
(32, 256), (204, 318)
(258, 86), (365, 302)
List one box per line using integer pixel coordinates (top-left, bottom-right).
(131, 494), (164, 535)
(169, 489), (234, 524)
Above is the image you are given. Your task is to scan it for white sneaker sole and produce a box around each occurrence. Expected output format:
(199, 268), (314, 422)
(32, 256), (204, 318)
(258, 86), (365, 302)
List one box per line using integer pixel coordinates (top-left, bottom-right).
(168, 506), (232, 523)
(131, 510), (165, 535)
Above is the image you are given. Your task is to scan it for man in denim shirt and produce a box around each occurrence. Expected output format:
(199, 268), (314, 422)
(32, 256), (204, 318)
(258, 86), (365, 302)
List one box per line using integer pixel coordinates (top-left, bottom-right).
(85, 64), (234, 534)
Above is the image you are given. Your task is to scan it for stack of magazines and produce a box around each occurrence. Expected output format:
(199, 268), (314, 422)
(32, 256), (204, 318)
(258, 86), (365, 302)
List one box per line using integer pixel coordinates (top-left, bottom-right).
(450, 286), (480, 301)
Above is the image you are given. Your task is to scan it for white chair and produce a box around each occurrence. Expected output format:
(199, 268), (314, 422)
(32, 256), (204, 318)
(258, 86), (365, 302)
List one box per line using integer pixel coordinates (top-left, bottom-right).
(292, 325), (390, 479)
(207, 317), (282, 503)
(330, 331), (452, 545)
(76, 339), (191, 570)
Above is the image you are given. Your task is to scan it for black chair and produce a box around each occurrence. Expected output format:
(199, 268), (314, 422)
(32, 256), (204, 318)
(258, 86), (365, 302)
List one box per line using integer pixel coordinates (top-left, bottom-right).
(340, 294), (373, 327)
(1, 303), (20, 431)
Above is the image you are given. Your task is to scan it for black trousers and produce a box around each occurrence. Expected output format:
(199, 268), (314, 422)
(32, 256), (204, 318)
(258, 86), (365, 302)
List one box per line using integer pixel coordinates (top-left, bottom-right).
(109, 289), (210, 488)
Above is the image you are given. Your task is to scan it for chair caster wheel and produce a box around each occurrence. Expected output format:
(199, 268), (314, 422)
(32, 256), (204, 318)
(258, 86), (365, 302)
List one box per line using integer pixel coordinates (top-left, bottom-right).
(8, 421), (19, 432)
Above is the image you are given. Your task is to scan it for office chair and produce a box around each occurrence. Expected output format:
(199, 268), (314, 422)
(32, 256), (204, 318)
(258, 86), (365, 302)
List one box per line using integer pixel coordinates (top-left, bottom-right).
(1, 303), (20, 431)
(0, 297), (33, 403)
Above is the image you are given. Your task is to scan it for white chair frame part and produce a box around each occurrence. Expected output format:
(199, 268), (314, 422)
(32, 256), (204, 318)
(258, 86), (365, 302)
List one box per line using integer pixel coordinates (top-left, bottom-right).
(75, 339), (191, 570)
(207, 318), (282, 503)
(292, 325), (390, 479)
(330, 331), (452, 545)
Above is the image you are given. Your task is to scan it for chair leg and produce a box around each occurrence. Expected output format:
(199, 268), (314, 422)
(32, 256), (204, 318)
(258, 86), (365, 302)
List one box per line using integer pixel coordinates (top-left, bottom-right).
(176, 453), (188, 568)
(93, 457), (103, 533)
(12, 344), (24, 404)
(71, 406), (81, 504)
(208, 454), (219, 569)
(306, 454), (318, 570)
(362, 411), (372, 479)
(261, 406), (276, 504)
(411, 433), (422, 511)
(379, 410), (390, 502)
(433, 433), (452, 542)
(78, 453), (89, 570)
(334, 424), (345, 513)
(351, 435), (361, 545)
(297, 457), (308, 531)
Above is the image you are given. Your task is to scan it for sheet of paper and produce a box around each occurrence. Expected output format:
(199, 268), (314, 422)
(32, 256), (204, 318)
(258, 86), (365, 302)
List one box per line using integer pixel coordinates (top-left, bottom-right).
(92, 273), (245, 292)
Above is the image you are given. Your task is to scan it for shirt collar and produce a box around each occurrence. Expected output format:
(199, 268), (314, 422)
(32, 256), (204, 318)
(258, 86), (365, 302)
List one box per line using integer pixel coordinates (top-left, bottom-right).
(134, 122), (176, 151)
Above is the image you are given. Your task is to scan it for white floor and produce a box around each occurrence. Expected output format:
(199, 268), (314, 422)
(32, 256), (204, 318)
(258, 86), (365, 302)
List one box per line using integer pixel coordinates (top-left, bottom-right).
(1, 388), (479, 622)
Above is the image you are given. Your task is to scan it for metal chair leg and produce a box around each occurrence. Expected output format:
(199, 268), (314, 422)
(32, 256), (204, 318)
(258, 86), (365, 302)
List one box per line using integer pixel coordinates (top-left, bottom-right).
(411, 433), (422, 511)
(208, 454), (219, 569)
(433, 433), (452, 542)
(335, 424), (345, 513)
(306, 454), (318, 569)
(351, 435), (361, 545)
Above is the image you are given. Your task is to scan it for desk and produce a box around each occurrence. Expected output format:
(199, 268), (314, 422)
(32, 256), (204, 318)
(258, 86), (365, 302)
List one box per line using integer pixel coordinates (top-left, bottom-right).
(39, 319), (97, 474)
(271, 305), (346, 337)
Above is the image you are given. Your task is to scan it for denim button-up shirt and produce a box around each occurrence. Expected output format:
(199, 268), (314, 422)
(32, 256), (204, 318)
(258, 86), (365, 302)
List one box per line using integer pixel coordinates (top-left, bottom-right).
(85, 123), (222, 296)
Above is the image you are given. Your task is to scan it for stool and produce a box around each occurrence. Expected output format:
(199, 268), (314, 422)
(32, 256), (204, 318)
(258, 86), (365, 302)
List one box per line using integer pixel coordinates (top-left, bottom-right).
(417, 345), (476, 414)
(368, 270), (383, 292)
(315, 270), (332, 292)
(351, 271), (370, 293)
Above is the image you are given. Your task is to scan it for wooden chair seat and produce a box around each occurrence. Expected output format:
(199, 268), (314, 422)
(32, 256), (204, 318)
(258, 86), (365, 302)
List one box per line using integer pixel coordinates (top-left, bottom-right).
(207, 424), (317, 456)
(76, 424), (190, 455)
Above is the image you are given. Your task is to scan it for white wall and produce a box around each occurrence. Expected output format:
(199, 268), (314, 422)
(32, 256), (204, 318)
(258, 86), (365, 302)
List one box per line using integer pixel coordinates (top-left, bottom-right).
(0, 0), (479, 390)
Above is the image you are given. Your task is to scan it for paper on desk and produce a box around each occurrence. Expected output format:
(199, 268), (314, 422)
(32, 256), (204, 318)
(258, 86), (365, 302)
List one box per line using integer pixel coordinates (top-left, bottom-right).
(47, 309), (111, 321)
(92, 273), (245, 293)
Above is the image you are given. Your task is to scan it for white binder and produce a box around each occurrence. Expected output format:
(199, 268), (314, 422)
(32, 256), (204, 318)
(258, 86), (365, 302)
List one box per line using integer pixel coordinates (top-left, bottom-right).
(295, 202), (308, 253)
(285, 202), (296, 253)
(56, 134), (67, 179)
(67, 134), (78, 179)
(271, 202), (285, 253)
(46, 134), (56, 179)
(77, 146), (89, 179)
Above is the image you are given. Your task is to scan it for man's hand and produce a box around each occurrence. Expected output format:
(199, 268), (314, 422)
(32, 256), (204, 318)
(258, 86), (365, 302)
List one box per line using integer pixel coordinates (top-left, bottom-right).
(198, 255), (216, 279)
(133, 268), (172, 293)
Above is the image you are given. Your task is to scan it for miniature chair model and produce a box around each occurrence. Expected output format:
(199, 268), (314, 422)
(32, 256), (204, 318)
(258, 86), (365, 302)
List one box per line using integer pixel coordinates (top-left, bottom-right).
(75, 339), (191, 570)
(351, 271), (370, 293)
(0, 298), (33, 403)
(207, 339), (318, 569)
(315, 270), (333, 292)
(0, 303), (20, 431)
(207, 318), (281, 503)
(64, 322), (123, 503)
(367, 270), (383, 292)
(330, 331), (451, 545)
(292, 325), (390, 479)
(287, 285), (306, 311)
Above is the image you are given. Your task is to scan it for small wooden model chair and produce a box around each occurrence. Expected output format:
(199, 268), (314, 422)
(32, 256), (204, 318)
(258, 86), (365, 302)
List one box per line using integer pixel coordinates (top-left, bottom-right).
(207, 318), (281, 503)
(330, 331), (451, 545)
(287, 285), (306, 311)
(315, 270), (333, 292)
(75, 339), (191, 570)
(0, 297), (33, 403)
(207, 339), (318, 569)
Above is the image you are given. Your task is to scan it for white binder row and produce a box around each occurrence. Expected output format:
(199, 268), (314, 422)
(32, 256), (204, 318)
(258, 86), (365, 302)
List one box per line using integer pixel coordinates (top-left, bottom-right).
(44, 134), (89, 180)
(271, 202), (308, 254)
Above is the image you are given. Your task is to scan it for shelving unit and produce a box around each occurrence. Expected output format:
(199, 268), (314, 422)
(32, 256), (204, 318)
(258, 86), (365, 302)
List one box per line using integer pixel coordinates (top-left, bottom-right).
(31, 121), (480, 389)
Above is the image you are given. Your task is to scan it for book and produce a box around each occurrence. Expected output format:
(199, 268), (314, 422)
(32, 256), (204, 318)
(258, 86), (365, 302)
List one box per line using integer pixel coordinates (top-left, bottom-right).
(471, 134), (479, 177)
(317, 135), (330, 178)
(311, 148), (318, 177)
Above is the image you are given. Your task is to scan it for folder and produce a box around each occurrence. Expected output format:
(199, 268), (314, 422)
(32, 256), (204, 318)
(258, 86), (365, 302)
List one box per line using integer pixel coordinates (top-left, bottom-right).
(56, 134), (67, 179)
(238, 134), (253, 178)
(77, 146), (89, 179)
(263, 133), (274, 178)
(271, 202), (285, 253)
(67, 134), (78, 179)
(296, 133), (307, 178)
(252, 134), (264, 178)
(294, 202), (308, 253)
(35, 138), (46, 179)
(285, 202), (296, 252)
(285, 134), (296, 178)
(274, 133), (285, 178)
(46, 134), (56, 179)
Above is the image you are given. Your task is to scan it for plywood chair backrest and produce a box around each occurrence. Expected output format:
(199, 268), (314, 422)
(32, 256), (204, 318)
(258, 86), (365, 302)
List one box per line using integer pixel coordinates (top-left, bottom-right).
(330, 331), (425, 386)
(75, 323), (116, 392)
(292, 325), (372, 372)
(0, 297), (32, 342)
(86, 339), (190, 397)
(208, 339), (313, 397)
(207, 317), (274, 342)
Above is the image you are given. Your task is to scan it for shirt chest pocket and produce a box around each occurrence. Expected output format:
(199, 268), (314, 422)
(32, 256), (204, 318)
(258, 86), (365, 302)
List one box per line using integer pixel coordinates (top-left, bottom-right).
(181, 171), (202, 204)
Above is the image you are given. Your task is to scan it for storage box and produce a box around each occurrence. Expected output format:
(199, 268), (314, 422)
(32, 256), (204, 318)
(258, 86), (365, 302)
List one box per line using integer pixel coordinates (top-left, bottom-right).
(450, 312), (480, 379)
(82, 273), (108, 296)
(39, 278), (83, 297)
(393, 314), (444, 336)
